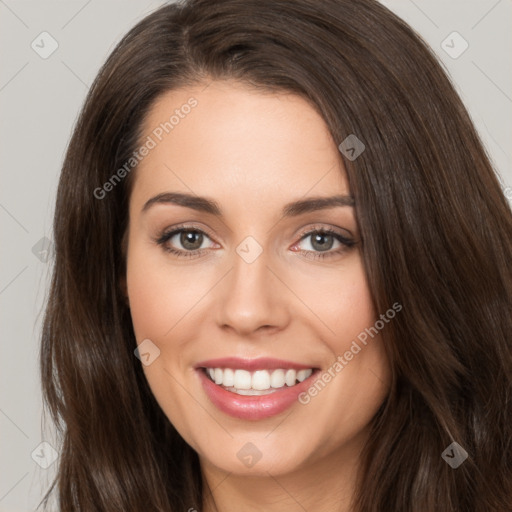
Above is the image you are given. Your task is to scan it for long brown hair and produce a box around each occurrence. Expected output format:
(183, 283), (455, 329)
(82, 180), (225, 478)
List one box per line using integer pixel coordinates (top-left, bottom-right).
(39, 0), (512, 510)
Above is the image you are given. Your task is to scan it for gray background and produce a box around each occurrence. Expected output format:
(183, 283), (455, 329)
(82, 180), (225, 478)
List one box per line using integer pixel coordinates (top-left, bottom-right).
(0, 1), (510, 511)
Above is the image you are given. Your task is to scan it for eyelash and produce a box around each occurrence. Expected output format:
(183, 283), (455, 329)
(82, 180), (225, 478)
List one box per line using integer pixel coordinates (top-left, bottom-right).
(154, 224), (356, 261)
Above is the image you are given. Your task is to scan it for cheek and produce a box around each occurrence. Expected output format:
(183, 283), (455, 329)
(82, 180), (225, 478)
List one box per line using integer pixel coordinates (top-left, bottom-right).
(293, 256), (376, 343)
(325, 268), (389, 388)
(125, 241), (200, 430)
(292, 259), (390, 428)
(126, 261), (169, 341)
(126, 240), (205, 341)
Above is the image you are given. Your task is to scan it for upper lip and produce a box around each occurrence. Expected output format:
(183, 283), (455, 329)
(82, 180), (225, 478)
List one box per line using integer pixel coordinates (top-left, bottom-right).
(195, 357), (317, 371)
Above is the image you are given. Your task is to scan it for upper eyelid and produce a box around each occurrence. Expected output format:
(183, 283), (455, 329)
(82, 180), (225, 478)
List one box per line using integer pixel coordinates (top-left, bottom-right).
(158, 223), (217, 243)
(295, 223), (353, 240)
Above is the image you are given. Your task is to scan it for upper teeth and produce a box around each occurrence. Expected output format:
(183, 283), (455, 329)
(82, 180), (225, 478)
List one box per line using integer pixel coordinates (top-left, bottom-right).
(206, 368), (313, 390)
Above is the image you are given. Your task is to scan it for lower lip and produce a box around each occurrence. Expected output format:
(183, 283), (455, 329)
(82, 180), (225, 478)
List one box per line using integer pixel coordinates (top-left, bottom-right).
(197, 369), (317, 421)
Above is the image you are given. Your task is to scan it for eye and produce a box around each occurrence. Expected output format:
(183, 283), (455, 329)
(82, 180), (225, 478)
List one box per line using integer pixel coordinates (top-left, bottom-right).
(155, 226), (217, 258)
(291, 227), (355, 260)
(155, 224), (356, 260)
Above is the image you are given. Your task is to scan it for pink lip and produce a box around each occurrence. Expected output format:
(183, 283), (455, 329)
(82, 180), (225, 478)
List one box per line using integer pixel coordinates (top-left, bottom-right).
(195, 357), (315, 371)
(195, 358), (319, 421)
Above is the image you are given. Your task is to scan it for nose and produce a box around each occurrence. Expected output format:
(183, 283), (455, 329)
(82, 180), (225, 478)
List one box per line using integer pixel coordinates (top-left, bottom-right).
(215, 245), (290, 337)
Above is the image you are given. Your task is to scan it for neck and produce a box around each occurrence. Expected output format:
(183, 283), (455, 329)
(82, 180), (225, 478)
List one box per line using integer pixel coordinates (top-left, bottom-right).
(200, 439), (365, 512)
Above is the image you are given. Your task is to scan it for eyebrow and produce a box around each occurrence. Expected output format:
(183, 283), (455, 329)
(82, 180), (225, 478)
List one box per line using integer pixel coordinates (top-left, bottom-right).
(141, 192), (355, 217)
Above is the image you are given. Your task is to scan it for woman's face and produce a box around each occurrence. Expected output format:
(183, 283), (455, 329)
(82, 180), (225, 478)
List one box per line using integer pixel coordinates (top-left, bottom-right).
(126, 80), (391, 477)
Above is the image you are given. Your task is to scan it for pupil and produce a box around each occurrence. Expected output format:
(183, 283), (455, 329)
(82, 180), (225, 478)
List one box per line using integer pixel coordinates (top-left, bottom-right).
(181, 231), (202, 250)
(312, 233), (333, 251)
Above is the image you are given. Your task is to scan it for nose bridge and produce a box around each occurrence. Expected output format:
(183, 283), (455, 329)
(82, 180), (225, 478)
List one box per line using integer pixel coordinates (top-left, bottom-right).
(216, 238), (287, 334)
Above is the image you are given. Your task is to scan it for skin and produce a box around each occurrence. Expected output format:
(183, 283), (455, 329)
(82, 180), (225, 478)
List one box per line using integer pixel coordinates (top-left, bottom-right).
(125, 80), (391, 512)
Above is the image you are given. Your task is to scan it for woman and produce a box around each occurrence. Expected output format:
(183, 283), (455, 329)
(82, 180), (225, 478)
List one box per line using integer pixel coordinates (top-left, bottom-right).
(39, 0), (512, 510)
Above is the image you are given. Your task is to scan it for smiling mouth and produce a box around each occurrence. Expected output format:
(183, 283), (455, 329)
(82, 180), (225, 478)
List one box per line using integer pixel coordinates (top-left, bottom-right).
(201, 367), (318, 396)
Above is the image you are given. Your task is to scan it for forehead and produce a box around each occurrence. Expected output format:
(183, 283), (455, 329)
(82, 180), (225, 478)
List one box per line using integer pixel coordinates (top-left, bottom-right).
(131, 80), (349, 212)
